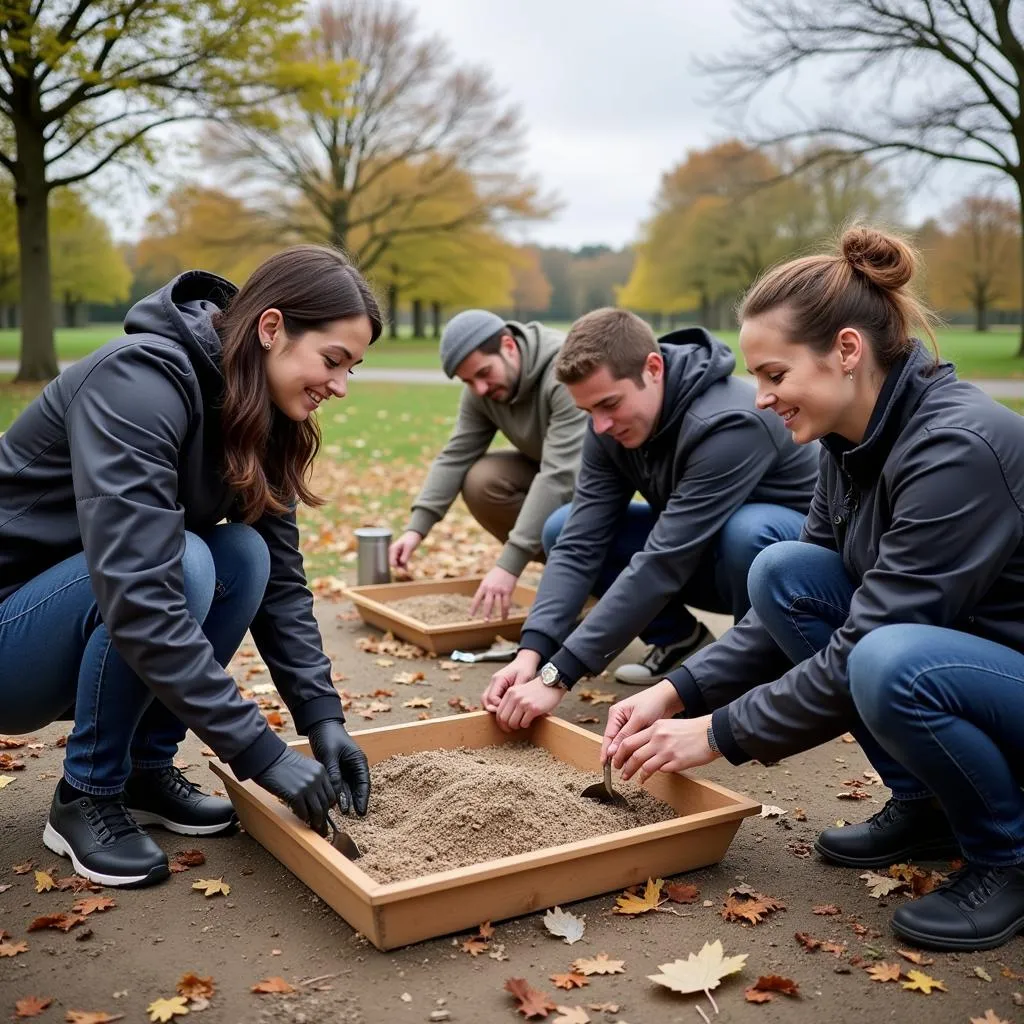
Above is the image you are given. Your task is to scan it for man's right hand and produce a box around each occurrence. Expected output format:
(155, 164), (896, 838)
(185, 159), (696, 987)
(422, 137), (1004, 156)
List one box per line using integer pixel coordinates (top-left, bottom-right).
(601, 679), (684, 765)
(482, 649), (541, 712)
(389, 530), (423, 569)
(254, 746), (336, 834)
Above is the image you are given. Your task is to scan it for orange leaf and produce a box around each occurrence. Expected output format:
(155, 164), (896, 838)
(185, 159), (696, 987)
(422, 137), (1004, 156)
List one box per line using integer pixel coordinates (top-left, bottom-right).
(72, 895), (116, 917)
(176, 973), (215, 1000)
(0, 940), (29, 957)
(897, 948), (935, 966)
(28, 913), (84, 933)
(14, 996), (53, 1018)
(794, 931), (821, 952)
(504, 978), (557, 1019)
(12, 862), (34, 875)
(571, 954), (625, 976)
(477, 920), (494, 939)
(173, 850), (206, 868)
(866, 962), (902, 983)
(54, 875), (102, 894)
(752, 975), (800, 996)
(65, 1013), (125, 1024)
(812, 904), (841, 916)
(744, 987), (773, 1003)
(251, 977), (295, 994)
(664, 882), (700, 904)
(970, 1012), (1011, 1024)
(721, 891), (785, 925)
(550, 973), (588, 990)
(461, 936), (489, 956)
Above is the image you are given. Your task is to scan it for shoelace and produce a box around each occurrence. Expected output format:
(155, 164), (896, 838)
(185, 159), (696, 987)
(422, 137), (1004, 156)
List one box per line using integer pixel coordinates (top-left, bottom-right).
(84, 799), (145, 843)
(155, 766), (200, 799)
(867, 797), (906, 831)
(939, 865), (1006, 908)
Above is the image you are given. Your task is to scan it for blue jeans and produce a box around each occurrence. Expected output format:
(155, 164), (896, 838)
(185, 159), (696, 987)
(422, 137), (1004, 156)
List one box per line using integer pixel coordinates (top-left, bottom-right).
(0, 524), (270, 796)
(748, 540), (1024, 866)
(541, 501), (806, 647)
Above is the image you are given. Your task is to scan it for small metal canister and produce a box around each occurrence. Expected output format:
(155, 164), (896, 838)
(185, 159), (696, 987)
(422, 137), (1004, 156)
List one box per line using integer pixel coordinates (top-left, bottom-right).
(354, 526), (392, 585)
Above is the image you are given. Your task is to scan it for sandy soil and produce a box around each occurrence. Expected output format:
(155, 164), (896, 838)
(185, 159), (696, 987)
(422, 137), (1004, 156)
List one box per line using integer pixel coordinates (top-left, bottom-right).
(1, 603), (1021, 1024)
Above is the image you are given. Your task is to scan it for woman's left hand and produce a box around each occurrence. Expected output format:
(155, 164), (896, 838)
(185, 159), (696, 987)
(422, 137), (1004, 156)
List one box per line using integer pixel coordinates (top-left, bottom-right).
(611, 714), (720, 785)
(307, 719), (371, 816)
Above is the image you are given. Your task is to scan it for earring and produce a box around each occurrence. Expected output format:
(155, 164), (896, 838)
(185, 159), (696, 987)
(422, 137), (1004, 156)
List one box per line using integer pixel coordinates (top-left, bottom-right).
(262, 342), (271, 351)
(847, 370), (854, 380)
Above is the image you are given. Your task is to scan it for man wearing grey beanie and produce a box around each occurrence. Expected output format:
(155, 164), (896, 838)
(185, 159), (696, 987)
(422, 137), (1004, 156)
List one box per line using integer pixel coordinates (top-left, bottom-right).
(390, 310), (587, 620)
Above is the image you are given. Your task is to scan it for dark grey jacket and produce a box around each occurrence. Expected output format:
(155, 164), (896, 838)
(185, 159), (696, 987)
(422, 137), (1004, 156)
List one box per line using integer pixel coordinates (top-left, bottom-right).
(519, 328), (819, 682)
(670, 342), (1024, 765)
(0, 272), (345, 779)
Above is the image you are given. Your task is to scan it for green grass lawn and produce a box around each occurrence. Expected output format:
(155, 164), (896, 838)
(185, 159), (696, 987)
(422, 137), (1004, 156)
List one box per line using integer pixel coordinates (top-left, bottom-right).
(3, 323), (1024, 378)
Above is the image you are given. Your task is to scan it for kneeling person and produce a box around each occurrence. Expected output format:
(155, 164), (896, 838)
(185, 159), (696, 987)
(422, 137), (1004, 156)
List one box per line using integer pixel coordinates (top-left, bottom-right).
(484, 308), (818, 726)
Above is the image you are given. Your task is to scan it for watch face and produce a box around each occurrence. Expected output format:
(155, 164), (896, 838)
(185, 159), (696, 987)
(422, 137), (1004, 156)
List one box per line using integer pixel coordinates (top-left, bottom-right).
(540, 663), (559, 686)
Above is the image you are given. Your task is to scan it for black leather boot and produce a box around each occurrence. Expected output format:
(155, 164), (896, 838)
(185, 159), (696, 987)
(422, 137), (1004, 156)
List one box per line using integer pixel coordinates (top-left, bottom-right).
(815, 797), (961, 868)
(124, 766), (237, 836)
(891, 863), (1024, 951)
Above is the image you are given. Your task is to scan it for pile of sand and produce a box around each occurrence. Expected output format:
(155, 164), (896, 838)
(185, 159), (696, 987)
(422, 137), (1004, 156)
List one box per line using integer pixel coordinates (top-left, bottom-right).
(387, 593), (525, 625)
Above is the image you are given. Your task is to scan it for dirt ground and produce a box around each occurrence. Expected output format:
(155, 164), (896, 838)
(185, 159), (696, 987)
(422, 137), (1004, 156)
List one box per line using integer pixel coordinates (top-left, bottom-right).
(2, 600), (1022, 1024)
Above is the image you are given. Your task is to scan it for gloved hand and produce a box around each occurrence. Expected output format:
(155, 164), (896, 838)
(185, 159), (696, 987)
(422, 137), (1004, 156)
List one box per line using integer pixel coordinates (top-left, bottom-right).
(308, 718), (371, 816)
(253, 746), (335, 834)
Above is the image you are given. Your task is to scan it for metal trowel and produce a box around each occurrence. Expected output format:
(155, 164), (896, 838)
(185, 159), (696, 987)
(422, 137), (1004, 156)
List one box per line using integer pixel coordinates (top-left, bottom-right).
(581, 760), (628, 808)
(325, 806), (361, 860)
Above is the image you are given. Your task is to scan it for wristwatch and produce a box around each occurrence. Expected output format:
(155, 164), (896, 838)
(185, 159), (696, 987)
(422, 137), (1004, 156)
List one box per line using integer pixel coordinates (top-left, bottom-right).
(539, 662), (568, 690)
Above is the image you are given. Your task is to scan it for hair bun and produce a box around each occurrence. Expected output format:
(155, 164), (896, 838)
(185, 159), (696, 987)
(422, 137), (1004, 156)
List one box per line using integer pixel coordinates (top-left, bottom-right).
(841, 226), (915, 291)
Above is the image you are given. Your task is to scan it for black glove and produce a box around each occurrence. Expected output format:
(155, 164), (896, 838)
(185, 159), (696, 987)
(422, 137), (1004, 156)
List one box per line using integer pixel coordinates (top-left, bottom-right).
(308, 719), (371, 816)
(253, 746), (335, 834)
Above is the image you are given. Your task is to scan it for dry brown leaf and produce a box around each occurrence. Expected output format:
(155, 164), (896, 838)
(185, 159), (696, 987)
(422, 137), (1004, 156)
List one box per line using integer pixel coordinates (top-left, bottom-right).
(461, 936), (489, 957)
(504, 978), (557, 1019)
(866, 962), (902, 983)
(176, 973), (215, 1000)
(585, 1005), (620, 1015)
(14, 996), (52, 1018)
(0, 940), (29, 957)
(648, 940), (747, 994)
(896, 948), (935, 966)
(34, 870), (55, 893)
(543, 906), (586, 943)
(1000, 965), (1024, 981)
(263, 711), (285, 730)
(794, 932), (821, 952)
(970, 1011), (1011, 1024)
(613, 877), (664, 915)
(744, 987), (773, 1003)
(720, 890), (786, 925)
(12, 861), (34, 874)
(576, 689), (615, 705)
(402, 697), (433, 708)
(146, 996), (189, 1022)
(191, 877), (230, 897)
(551, 973), (589, 990)
(54, 875), (102, 893)
(72, 895), (116, 916)
(859, 871), (908, 898)
(65, 1013), (125, 1024)
(477, 920), (495, 939)
(812, 904), (841, 916)
(901, 970), (947, 994)
(751, 975), (799, 997)
(552, 1008), (590, 1024)
(28, 913), (84, 932)
(392, 671), (426, 684)
(572, 954), (625, 976)
(251, 977), (295, 994)
(0, 753), (25, 770)
(0, 736), (27, 748)
(171, 850), (205, 868)
(664, 882), (700, 904)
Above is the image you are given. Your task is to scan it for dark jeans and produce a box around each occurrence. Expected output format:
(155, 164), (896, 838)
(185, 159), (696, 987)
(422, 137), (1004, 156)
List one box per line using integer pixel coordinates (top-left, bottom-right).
(748, 540), (1024, 866)
(0, 524), (270, 796)
(541, 501), (806, 647)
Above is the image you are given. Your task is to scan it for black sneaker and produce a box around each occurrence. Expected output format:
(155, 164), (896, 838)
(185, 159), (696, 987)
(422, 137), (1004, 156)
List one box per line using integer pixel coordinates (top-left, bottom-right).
(614, 623), (714, 686)
(43, 783), (169, 888)
(891, 863), (1024, 951)
(124, 766), (237, 837)
(814, 797), (962, 869)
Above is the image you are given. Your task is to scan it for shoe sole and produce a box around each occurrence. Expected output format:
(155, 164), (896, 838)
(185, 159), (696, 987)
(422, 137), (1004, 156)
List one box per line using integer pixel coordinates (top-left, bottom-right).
(813, 837), (962, 869)
(126, 808), (238, 837)
(890, 913), (1024, 952)
(614, 631), (716, 686)
(42, 822), (170, 889)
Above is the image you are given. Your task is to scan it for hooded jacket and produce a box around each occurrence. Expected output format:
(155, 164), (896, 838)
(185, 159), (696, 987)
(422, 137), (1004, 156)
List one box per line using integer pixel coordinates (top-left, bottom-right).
(406, 321), (587, 575)
(669, 342), (1024, 765)
(0, 271), (345, 779)
(519, 327), (819, 682)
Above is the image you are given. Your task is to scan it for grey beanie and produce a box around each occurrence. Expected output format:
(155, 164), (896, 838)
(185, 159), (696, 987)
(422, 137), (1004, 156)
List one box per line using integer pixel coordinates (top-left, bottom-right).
(440, 309), (508, 378)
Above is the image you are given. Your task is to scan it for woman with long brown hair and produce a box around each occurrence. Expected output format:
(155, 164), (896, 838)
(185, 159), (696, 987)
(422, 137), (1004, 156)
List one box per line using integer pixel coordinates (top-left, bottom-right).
(0, 245), (381, 888)
(601, 226), (1024, 952)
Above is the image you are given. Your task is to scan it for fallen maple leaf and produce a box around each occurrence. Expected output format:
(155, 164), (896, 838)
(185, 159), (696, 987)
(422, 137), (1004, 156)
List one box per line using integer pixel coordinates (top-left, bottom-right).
(65, 1013), (124, 1024)
(901, 970), (947, 994)
(614, 878), (664, 915)
(264, 711), (285, 730)
(970, 1011), (1010, 1024)
(191, 877), (230, 897)
(552, 1008), (590, 1024)
(72, 895), (116, 916)
(392, 671), (426, 684)
(812, 904), (841, 916)
(0, 774), (16, 788)
(648, 940), (747, 996)
(12, 861), (33, 874)
(504, 978), (557, 1019)
(571, 954), (625, 976)
(584, 1005), (619, 1014)
(0, 941), (28, 957)
(146, 996), (189, 1022)
(477, 921), (495, 939)
(721, 894), (777, 925)
(544, 906), (586, 944)
(54, 875), (101, 894)
(34, 870), (55, 893)
(28, 913), (84, 933)
(402, 697), (433, 708)
(664, 882), (700, 904)
(866, 962), (902, 983)
(896, 948), (935, 966)
(0, 736), (27, 748)
(251, 977), (295, 994)
(576, 689), (615, 705)
(794, 932), (821, 952)
(859, 871), (907, 898)
(744, 987), (773, 1003)
(551, 973), (588, 990)
(14, 996), (52, 1018)
(176, 974), (215, 1000)
(751, 975), (799, 997)
(461, 936), (489, 956)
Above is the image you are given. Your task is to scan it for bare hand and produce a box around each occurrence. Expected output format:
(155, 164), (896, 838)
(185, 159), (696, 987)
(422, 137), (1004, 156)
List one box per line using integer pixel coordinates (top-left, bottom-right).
(482, 650), (540, 712)
(612, 714), (719, 785)
(389, 530), (423, 569)
(495, 675), (565, 732)
(469, 565), (519, 620)
(601, 679), (683, 765)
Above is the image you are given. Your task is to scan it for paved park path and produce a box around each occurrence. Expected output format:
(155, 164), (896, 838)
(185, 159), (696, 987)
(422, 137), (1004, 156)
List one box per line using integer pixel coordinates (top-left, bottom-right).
(3, 360), (1023, 396)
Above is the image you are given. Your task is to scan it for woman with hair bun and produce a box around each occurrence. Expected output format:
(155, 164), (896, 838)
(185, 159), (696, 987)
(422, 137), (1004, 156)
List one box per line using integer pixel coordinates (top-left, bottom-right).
(0, 245), (380, 888)
(601, 226), (1024, 951)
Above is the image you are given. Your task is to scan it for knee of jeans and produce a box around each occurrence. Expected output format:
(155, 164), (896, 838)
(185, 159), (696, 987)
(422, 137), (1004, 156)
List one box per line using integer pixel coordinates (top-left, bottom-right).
(849, 626), (908, 727)
(181, 532), (217, 620)
(746, 540), (809, 618)
(216, 523), (271, 592)
(541, 504), (572, 556)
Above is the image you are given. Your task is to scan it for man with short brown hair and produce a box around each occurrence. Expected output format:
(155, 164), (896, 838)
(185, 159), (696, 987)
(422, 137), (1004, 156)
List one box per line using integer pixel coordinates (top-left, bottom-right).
(483, 308), (818, 726)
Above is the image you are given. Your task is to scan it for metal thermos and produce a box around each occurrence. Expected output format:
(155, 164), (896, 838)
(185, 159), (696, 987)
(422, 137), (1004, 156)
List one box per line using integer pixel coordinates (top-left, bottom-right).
(354, 527), (392, 585)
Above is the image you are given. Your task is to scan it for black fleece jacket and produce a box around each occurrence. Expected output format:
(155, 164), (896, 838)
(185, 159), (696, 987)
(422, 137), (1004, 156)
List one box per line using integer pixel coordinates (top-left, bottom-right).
(0, 272), (345, 779)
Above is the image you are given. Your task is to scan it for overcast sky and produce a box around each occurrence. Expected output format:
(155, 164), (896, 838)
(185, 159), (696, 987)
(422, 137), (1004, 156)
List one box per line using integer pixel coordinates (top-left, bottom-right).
(408, 0), (992, 250)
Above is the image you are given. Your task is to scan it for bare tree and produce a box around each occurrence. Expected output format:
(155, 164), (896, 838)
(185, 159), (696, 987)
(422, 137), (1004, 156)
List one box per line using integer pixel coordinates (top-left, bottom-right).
(203, 0), (555, 274)
(709, 0), (1024, 353)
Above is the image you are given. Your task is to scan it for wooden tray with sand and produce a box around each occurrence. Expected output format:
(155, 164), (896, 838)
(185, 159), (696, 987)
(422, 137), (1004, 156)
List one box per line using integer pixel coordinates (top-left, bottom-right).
(211, 711), (760, 950)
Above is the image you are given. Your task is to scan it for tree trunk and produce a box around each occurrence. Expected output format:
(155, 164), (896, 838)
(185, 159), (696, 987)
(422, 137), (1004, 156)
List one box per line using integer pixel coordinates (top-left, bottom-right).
(431, 302), (441, 338)
(1017, 180), (1024, 356)
(975, 298), (989, 333)
(387, 276), (399, 340)
(651, 311), (663, 331)
(64, 292), (77, 329)
(13, 134), (57, 381)
(412, 298), (424, 338)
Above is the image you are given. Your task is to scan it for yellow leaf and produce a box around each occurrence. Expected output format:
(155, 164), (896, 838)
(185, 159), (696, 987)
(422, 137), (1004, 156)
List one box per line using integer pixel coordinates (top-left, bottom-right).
(0, 775), (15, 788)
(571, 953), (625, 976)
(552, 1008), (590, 1024)
(901, 970), (947, 994)
(613, 878), (665, 915)
(146, 996), (190, 1022)
(648, 940), (748, 994)
(34, 871), (55, 893)
(191, 878), (230, 898)
(970, 1011), (1010, 1024)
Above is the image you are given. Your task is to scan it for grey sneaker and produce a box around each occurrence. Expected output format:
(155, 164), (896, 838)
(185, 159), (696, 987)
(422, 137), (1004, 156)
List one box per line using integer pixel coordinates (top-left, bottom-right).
(614, 623), (715, 686)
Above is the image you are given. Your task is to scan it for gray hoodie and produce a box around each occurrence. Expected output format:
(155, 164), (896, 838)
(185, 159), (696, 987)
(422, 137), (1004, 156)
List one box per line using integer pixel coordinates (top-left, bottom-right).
(406, 321), (587, 575)
(519, 328), (819, 682)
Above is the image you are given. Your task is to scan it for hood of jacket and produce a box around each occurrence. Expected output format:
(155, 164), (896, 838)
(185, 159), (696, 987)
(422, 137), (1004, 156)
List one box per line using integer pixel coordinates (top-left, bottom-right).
(506, 320), (564, 405)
